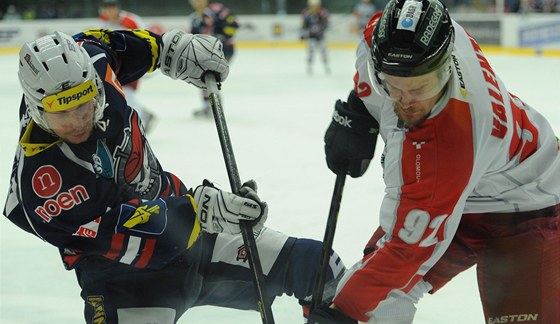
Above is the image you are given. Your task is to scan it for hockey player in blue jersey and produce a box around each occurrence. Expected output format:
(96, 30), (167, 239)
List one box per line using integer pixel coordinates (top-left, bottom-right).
(4, 28), (344, 323)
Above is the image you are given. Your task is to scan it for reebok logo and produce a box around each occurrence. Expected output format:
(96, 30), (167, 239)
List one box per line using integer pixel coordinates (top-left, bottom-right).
(333, 111), (352, 128)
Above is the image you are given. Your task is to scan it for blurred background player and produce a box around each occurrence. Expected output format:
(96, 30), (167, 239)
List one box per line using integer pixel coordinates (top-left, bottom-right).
(99, 0), (156, 132)
(189, 0), (239, 118)
(301, 0), (330, 75)
(351, 0), (377, 35)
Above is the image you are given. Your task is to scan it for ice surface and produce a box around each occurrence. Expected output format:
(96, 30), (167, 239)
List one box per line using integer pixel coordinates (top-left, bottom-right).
(1, 47), (559, 323)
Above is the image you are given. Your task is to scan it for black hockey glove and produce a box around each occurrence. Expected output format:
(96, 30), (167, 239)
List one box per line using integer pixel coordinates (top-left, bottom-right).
(324, 90), (379, 178)
(307, 304), (357, 324)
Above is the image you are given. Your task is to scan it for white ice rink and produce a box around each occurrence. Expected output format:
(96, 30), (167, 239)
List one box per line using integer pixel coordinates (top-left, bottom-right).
(1, 45), (559, 323)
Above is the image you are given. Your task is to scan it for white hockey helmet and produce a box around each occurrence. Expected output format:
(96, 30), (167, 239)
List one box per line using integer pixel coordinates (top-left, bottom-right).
(18, 31), (106, 132)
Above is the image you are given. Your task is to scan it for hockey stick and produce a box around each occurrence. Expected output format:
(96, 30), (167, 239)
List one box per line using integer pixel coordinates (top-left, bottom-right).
(204, 73), (275, 324)
(310, 172), (347, 312)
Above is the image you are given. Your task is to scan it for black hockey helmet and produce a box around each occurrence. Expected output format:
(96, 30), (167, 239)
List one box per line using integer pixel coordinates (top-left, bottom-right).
(370, 0), (454, 77)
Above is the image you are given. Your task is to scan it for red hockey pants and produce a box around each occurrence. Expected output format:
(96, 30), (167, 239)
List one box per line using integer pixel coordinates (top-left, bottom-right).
(423, 205), (560, 324)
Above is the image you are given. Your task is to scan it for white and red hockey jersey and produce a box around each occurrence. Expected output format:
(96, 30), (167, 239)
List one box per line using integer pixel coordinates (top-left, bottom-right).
(334, 16), (560, 322)
(99, 10), (144, 30)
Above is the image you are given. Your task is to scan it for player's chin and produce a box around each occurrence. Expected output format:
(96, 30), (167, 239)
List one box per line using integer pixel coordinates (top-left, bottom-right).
(62, 129), (92, 144)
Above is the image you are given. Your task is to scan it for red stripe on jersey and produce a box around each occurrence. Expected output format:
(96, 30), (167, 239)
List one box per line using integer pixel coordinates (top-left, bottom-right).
(62, 252), (83, 269)
(354, 71), (372, 98)
(335, 99), (474, 321)
(105, 233), (125, 260)
(160, 184), (171, 198)
(134, 239), (156, 268)
(363, 11), (382, 47)
(166, 172), (184, 196)
(123, 112), (145, 183)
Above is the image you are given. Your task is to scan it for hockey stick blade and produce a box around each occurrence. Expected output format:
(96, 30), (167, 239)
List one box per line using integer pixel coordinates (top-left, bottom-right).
(204, 72), (276, 324)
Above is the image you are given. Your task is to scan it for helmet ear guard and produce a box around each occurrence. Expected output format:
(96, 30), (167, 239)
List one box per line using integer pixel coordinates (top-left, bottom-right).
(18, 31), (106, 133)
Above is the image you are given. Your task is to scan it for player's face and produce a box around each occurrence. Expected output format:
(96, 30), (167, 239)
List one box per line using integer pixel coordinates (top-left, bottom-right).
(383, 72), (445, 127)
(43, 100), (95, 144)
(101, 5), (119, 21)
(190, 0), (208, 12)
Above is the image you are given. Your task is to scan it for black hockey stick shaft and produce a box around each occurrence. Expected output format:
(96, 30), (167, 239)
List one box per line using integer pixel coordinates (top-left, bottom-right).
(310, 172), (346, 312)
(204, 73), (275, 324)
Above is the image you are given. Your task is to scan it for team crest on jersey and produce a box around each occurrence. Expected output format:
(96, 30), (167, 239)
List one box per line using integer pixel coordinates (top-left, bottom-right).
(93, 139), (114, 178)
(114, 112), (161, 198)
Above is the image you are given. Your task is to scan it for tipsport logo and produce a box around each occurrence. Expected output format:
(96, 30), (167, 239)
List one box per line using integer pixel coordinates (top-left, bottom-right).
(41, 79), (98, 112)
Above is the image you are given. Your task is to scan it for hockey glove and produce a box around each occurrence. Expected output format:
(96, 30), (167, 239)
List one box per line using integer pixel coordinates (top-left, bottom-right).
(307, 304), (357, 324)
(160, 29), (229, 89)
(193, 180), (268, 235)
(324, 90), (379, 178)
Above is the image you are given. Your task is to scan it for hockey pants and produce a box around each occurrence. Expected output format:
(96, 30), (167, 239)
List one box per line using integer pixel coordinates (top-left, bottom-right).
(75, 227), (346, 323)
(355, 205), (560, 323)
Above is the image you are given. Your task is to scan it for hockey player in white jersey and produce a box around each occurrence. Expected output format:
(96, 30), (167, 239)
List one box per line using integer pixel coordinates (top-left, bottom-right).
(308, 0), (560, 323)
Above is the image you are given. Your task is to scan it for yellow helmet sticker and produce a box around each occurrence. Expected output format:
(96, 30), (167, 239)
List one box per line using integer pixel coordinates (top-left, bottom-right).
(41, 80), (98, 112)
